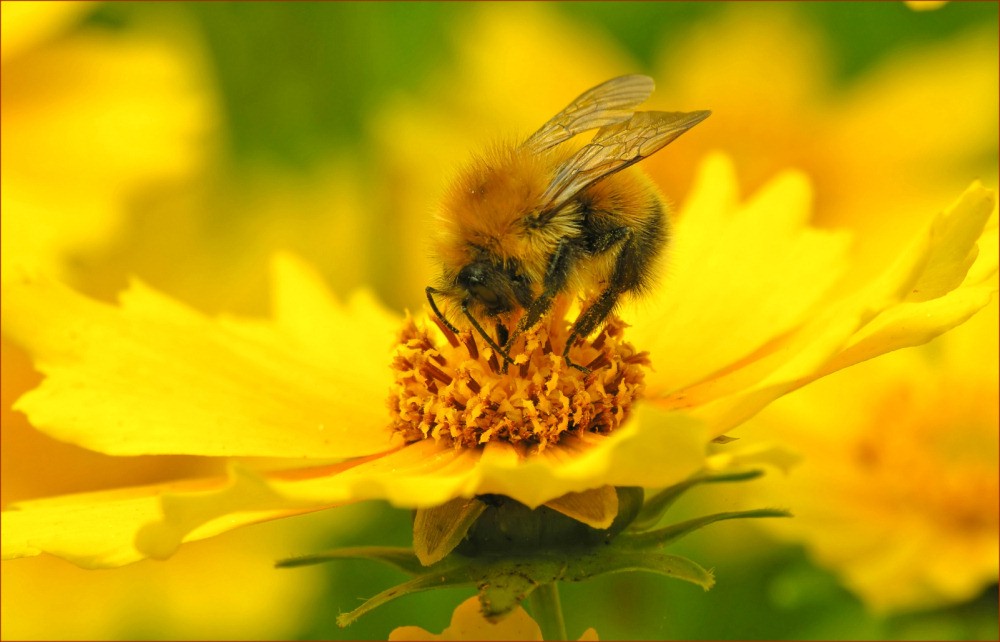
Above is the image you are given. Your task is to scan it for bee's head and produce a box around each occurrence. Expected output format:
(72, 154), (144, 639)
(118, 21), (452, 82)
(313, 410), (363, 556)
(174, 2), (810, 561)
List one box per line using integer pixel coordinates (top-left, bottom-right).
(454, 254), (533, 317)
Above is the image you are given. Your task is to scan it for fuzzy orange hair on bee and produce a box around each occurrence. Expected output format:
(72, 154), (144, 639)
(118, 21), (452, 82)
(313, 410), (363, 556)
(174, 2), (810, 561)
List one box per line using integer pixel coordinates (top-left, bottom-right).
(426, 75), (709, 372)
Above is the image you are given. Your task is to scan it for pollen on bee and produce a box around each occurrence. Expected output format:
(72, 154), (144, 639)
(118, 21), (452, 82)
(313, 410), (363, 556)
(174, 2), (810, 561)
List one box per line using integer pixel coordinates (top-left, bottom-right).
(387, 305), (649, 450)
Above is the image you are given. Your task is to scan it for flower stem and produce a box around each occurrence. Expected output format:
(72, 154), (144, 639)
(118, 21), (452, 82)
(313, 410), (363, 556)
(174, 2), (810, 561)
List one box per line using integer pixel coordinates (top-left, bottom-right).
(529, 582), (567, 641)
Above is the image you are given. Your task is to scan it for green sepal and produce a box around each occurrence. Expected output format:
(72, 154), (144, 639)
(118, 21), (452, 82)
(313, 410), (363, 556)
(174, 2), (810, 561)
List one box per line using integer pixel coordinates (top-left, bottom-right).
(277, 538), (722, 626)
(470, 546), (717, 621)
(413, 496), (488, 566)
(472, 555), (565, 622)
(630, 469), (766, 531)
(624, 508), (791, 548)
(335, 563), (472, 627)
(275, 500), (790, 627)
(275, 545), (431, 576)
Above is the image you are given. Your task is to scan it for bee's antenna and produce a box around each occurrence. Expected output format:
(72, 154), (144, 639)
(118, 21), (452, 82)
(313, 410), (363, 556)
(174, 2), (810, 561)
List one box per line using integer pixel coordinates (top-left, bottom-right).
(426, 287), (461, 335)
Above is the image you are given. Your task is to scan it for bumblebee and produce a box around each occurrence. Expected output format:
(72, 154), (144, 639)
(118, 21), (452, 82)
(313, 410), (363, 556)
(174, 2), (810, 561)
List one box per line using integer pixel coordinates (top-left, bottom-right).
(426, 75), (709, 371)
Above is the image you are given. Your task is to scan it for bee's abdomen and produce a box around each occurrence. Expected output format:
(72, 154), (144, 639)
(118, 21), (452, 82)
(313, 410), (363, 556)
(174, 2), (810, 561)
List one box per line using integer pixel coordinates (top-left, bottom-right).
(576, 173), (668, 295)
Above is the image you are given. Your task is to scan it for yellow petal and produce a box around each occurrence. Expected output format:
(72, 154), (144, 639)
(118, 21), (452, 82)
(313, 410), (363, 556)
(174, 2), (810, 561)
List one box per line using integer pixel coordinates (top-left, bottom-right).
(390, 596), (544, 641)
(643, 165), (997, 437)
(120, 407), (706, 562)
(1, 467), (317, 568)
(268, 252), (401, 383)
(634, 154), (851, 393)
(813, 182), (997, 377)
(264, 406), (705, 511)
(904, 2), (948, 12)
(470, 405), (707, 508)
(3, 264), (400, 458)
(391, 595), (601, 641)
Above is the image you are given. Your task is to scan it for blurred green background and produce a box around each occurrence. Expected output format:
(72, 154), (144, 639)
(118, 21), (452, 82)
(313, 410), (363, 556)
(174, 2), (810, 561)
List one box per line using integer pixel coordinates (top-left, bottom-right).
(88, 1), (994, 169)
(4, 2), (997, 640)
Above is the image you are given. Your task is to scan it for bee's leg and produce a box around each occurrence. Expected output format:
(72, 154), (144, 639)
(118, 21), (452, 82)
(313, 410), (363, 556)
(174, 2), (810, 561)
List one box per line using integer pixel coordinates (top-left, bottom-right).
(428, 286), (512, 366)
(495, 322), (510, 348)
(502, 240), (575, 371)
(563, 287), (624, 373)
(564, 228), (635, 372)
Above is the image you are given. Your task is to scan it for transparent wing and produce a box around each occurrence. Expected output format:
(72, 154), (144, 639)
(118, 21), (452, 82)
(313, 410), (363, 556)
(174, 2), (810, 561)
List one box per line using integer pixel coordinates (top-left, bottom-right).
(540, 110), (711, 212)
(521, 75), (656, 154)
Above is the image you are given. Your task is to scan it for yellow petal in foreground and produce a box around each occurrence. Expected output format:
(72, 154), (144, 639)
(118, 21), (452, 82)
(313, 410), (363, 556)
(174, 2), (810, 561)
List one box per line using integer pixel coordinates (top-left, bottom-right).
(0, 407), (705, 568)
(0, 463), (327, 568)
(2, 249), (706, 566)
(2, 266), (400, 459)
(144, 407), (704, 562)
(636, 155), (851, 393)
(640, 157), (997, 437)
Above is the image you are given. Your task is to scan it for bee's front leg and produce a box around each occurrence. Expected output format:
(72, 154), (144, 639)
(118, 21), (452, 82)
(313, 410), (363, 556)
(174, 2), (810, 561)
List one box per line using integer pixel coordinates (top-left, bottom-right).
(501, 240), (574, 372)
(564, 228), (635, 372)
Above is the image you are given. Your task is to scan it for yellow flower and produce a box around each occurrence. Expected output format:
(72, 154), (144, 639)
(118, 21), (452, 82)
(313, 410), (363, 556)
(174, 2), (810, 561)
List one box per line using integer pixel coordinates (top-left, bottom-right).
(2, 153), (995, 569)
(746, 290), (999, 614)
(0, 1), (212, 284)
(389, 596), (598, 641)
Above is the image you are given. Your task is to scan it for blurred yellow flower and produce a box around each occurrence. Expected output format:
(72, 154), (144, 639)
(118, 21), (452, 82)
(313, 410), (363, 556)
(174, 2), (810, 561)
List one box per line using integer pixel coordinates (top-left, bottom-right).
(747, 283), (999, 614)
(2, 153), (994, 570)
(389, 596), (598, 641)
(0, 1), (213, 284)
(905, 1), (948, 11)
(646, 3), (996, 264)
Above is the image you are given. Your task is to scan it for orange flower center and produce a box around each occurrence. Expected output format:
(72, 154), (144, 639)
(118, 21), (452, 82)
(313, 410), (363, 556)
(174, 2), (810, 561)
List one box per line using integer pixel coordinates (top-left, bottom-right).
(854, 382), (999, 533)
(387, 303), (649, 451)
